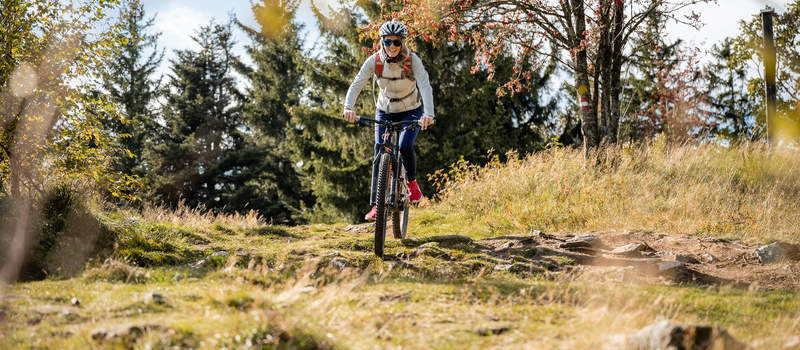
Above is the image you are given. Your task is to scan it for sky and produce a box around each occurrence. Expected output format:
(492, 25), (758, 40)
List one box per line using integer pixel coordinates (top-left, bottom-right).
(140, 0), (792, 77)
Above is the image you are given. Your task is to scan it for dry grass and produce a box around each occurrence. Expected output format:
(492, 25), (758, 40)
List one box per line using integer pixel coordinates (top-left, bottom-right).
(5, 256), (796, 349)
(4, 140), (800, 348)
(139, 200), (264, 231)
(429, 137), (800, 242)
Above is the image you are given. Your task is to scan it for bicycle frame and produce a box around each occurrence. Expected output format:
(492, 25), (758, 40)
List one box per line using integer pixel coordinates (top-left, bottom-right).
(358, 117), (418, 209)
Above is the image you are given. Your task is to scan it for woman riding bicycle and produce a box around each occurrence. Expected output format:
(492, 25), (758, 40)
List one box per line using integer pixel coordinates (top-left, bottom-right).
(342, 21), (435, 221)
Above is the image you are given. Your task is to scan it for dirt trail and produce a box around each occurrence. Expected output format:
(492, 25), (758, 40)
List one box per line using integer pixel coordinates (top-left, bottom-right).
(346, 223), (800, 290)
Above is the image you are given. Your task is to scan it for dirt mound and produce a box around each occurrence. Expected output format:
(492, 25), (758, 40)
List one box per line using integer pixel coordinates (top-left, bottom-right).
(473, 230), (800, 290)
(330, 223), (799, 290)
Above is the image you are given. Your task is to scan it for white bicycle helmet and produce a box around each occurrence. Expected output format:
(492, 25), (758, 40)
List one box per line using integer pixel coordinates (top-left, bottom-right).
(379, 21), (408, 38)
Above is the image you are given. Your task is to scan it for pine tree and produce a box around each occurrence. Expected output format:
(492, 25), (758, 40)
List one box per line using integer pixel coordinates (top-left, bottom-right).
(287, 4), (375, 223)
(704, 38), (755, 141)
(620, 11), (708, 142)
(148, 21), (244, 210)
(99, 0), (163, 179)
(228, 0), (310, 223)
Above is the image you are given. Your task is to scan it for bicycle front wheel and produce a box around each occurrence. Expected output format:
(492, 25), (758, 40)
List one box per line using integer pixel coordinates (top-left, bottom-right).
(374, 153), (391, 258)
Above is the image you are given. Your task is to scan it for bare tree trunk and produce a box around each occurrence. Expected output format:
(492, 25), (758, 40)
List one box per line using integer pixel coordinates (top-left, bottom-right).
(605, 1), (625, 144)
(597, 3), (612, 146)
(570, 0), (599, 157)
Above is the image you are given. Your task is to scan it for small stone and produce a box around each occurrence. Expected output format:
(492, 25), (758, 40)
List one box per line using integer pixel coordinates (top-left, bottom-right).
(494, 241), (514, 251)
(559, 234), (601, 249)
(701, 253), (717, 263)
(494, 264), (513, 271)
(425, 235), (473, 245)
(755, 242), (800, 264)
(610, 243), (648, 257)
(144, 293), (165, 305)
(627, 320), (748, 350)
(70, 297), (80, 306)
(418, 242), (439, 249)
(210, 251), (228, 258)
(477, 326), (510, 336)
(329, 257), (348, 270)
(674, 254), (700, 264)
(188, 259), (206, 269)
(657, 261), (684, 273)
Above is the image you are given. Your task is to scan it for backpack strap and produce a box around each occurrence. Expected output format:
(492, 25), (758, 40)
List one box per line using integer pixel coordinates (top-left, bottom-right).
(402, 55), (412, 78)
(374, 52), (384, 78)
(374, 52), (415, 81)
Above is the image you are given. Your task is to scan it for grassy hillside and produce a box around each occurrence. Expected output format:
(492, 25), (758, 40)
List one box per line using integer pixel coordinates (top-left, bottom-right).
(425, 137), (800, 242)
(1, 142), (799, 349)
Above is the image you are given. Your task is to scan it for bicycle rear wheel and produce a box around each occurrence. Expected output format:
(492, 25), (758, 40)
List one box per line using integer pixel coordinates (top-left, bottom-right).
(374, 153), (391, 258)
(392, 164), (409, 239)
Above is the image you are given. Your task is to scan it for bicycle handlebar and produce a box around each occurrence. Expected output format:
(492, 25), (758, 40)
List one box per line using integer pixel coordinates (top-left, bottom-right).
(353, 116), (431, 131)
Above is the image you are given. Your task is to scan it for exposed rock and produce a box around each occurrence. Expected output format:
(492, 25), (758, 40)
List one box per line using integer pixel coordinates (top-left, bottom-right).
(611, 243), (651, 257)
(402, 235), (472, 247)
(494, 263), (541, 274)
(210, 251), (228, 258)
(494, 264), (513, 271)
(755, 242), (800, 264)
(657, 261), (684, 274)
(144, 293), (165, 305)
(658, 252), (701, 264)
(559, 234), (601, 249)
(329, 257), (348, 270)
(626, 320), (748, 350)
(494, 241), (515, 251)
(675, 254), (700, 264)
(70, 297), (80, 306)
(187, 251), (229, 269)
(426, 235), (473, 245)
(700, 253), (718, 263)
(784, 336), (800, 349)
(477, 326), (510, 336)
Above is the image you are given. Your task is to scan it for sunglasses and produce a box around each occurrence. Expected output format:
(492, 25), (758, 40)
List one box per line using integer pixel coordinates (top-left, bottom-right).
(382, 39), (403, 47)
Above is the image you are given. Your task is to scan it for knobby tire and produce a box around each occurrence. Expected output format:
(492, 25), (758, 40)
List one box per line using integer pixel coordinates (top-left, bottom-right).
(392, 163), (409, 239)
(374, 153), (391, 258)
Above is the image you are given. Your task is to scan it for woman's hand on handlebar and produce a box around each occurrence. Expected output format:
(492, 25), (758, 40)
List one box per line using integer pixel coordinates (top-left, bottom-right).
(419, 114), (435, 130)
(343, 108), (357, 123)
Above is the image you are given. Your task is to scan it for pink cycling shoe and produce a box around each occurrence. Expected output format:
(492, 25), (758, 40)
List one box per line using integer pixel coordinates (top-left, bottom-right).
(364, 205), (377, 221)
(408, 180), (422, 203)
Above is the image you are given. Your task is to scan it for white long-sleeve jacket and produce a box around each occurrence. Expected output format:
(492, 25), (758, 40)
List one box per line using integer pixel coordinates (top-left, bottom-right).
(344, 48), (435, 116)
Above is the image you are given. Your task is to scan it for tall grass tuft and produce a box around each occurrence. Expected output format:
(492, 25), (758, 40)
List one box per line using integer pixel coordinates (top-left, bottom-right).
(140, 200), (264, 231)
(430, 137), (800, 241)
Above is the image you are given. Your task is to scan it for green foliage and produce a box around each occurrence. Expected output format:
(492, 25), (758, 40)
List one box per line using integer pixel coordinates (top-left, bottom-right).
(728, 2), (800, 138)
(287, 3), (384, 223)
(704, 38), (758, 141)
(620, 11), (707, 142)
(0, 183), (117, 281)
(228, 0), (310, 224)
(97, 0), (164, 187)
(147, 20), (245, 212)
(0, 0), (140, 201)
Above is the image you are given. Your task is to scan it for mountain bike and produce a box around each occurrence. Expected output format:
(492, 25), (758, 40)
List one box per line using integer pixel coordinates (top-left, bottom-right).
(356, 117), (421, 258)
